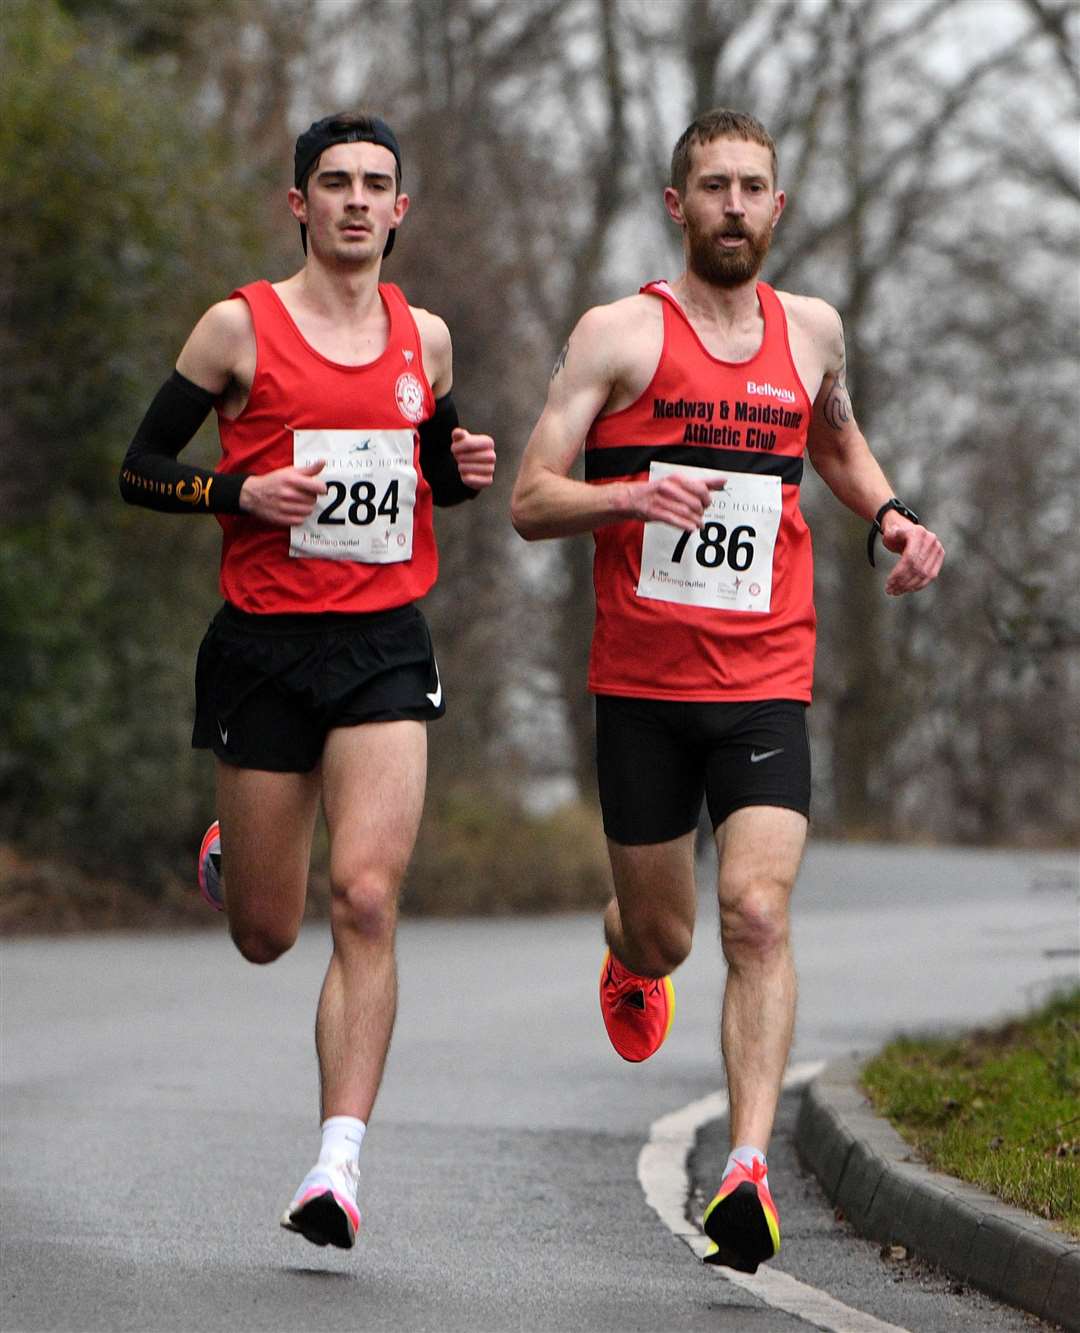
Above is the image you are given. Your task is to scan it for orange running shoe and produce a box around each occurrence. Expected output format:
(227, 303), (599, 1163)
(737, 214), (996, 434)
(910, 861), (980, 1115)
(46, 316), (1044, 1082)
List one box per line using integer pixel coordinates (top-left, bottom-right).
(598, 949), (675, 1063)
(702, 1158), (780, 1273)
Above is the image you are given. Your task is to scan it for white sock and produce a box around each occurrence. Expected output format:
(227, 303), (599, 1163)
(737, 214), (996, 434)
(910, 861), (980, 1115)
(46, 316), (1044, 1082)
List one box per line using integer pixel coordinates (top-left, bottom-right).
(318, 1116), (366, 1168)
(722, 1144), (767, 1183)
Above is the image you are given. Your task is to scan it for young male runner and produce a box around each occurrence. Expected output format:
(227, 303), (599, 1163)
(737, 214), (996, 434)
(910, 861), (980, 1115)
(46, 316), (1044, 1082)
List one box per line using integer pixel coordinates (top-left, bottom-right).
(510, 109), (943, 1273)
(120, 112), (495, 1249)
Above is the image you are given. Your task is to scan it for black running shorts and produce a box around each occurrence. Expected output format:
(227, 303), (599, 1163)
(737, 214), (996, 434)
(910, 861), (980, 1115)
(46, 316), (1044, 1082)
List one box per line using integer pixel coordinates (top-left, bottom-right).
(193, 602), (444, 772)
(594, 695), (810, 846)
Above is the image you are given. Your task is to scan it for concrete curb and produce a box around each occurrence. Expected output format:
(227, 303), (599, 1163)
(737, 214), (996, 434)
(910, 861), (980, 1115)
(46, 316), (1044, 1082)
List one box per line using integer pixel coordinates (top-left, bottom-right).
(794, 1057), (1080, 1331)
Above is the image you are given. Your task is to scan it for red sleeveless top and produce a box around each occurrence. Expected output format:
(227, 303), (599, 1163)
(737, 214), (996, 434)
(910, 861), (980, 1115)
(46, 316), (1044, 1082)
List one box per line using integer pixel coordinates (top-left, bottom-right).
(585, 281), (816, 701)
(214, 280), (437, 613)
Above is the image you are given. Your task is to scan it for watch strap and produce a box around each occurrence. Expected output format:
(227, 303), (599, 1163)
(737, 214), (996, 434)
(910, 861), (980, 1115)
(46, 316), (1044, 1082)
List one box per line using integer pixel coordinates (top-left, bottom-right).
(868, 498), (920, 567)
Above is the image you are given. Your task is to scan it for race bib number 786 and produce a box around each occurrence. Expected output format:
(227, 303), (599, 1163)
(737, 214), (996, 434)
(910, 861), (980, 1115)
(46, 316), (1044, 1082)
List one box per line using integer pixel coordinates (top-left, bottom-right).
(636, 462), (782, 613)
(289, 428), (417, 564)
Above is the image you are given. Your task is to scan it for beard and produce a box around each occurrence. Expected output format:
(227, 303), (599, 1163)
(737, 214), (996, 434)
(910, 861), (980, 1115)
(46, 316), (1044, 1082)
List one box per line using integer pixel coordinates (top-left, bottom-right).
(686, 215), (773, 288)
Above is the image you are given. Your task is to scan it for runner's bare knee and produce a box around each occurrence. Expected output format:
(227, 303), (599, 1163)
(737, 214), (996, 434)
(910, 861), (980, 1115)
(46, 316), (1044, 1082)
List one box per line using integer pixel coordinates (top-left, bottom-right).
(229, 919), (299, 965)
(329, 865), (400, 939)
(621, 905), (693, 975)
(719, 886), (789, 966)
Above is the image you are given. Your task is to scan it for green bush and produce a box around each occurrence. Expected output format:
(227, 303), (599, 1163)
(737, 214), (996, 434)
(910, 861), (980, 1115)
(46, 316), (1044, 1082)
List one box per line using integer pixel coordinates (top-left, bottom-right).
(0, 0), (269, 886)
(404, 791), (611, 915)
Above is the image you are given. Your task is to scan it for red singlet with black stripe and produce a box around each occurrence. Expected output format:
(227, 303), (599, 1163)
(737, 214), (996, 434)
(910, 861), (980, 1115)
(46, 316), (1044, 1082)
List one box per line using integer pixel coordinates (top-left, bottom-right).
(214, 280), (437, 613)
(586, 280), (815, 701)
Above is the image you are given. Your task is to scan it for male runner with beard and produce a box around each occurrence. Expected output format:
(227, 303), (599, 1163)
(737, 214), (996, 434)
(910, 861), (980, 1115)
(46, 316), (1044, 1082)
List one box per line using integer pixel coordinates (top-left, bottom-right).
(120, 113), (495, 1250)
(510, 109), (943, 1272)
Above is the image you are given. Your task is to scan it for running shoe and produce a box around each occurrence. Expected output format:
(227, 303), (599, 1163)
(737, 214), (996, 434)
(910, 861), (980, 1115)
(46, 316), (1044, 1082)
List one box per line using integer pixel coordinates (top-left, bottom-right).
(701, 1158), (780, 1273)
(598, 949), (675, 1062)
(280, 1160), (361, 1249)
(196, 820), (224, 912)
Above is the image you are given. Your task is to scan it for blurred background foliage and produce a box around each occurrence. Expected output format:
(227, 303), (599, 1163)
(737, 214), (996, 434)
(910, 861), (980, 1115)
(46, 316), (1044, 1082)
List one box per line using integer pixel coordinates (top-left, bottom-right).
(1, 0), (1077, 926)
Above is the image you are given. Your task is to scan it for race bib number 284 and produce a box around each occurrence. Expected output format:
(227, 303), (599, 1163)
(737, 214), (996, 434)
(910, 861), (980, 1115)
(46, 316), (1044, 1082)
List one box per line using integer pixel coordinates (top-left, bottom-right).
(636, 462), (782, 613)
(289, 428), (417, 564)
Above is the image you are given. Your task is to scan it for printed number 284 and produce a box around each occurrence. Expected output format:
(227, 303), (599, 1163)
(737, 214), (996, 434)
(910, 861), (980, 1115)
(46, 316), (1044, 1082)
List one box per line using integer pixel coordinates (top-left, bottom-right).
(318, 479), (400, 526)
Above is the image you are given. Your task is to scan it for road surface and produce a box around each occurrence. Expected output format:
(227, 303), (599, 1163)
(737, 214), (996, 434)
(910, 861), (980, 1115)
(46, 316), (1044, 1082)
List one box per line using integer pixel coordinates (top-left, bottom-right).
(2, 841), (1075, 1330)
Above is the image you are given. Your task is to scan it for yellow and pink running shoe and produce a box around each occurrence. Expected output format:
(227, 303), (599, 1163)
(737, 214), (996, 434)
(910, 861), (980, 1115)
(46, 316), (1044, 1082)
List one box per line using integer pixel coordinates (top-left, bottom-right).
(599, 949), (675, 1063)
(280, 1161), (361, 1249)
(702, 1158), (780, 1273)
(196, 820), (224, 912)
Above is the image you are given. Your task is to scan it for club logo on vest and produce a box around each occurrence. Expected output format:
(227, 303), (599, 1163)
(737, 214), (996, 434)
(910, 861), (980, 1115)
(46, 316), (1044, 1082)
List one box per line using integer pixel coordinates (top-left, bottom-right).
(395, 372), (425, 423)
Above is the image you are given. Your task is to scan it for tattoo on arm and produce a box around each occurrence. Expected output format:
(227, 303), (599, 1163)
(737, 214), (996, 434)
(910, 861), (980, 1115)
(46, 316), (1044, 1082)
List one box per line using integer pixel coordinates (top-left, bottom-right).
(550, 341), (569, 381)
(823, 312), (853, 430)
(823, 378), (852, 430)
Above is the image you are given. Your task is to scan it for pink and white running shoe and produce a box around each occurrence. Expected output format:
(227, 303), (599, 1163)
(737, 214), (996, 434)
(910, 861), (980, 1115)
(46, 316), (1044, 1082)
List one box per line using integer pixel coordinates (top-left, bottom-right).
(196, 820), (224, 912)
(280, 1161), (361, 1249)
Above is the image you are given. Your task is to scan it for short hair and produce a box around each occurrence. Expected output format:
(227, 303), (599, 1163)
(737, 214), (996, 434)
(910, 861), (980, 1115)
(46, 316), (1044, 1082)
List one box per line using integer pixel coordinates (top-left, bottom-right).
(670, 109), (778, 194)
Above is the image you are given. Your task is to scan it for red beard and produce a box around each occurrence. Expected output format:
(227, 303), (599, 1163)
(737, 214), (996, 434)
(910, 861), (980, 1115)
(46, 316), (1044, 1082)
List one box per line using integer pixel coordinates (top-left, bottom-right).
(686, 217), (773, 287)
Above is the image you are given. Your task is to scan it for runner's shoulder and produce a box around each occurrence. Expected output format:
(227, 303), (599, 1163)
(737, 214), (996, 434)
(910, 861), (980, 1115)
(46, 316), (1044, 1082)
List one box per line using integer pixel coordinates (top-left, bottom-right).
(774, 291), (840, 339)
(190, 296), (255, 352)
(773, 290), (842, 363)
(178, 297), (254, 388)
(205, 294), (254, 329)
(570, 294), (662, 380)
(575, 292), (659, 338)
(409, 304), (450, 350)
(409, 306), (452, 390)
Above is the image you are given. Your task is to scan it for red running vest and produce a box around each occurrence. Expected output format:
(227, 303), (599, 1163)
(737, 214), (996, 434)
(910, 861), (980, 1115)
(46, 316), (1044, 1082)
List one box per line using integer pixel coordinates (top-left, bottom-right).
(585, 281), (816, 701)
(215, 280), (437, 613)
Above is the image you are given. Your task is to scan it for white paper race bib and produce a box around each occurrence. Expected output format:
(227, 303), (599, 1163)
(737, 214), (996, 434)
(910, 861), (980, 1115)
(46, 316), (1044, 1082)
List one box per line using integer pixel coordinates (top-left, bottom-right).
(636, 462), (782, 613)
(290, 429), (417, 564)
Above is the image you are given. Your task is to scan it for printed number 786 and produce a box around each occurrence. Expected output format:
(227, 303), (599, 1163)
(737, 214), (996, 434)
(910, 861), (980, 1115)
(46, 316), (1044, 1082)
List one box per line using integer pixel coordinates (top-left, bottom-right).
(671, 522), (756, 571)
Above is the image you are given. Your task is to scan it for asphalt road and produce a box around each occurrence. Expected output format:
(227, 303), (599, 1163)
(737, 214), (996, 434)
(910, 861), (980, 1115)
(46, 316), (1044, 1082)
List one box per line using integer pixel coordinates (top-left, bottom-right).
(2, 841), (1075, 1331)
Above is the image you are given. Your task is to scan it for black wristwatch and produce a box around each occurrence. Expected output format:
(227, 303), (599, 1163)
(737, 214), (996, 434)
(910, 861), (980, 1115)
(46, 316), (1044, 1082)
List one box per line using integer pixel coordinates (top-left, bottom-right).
(867, 498), (920, 567)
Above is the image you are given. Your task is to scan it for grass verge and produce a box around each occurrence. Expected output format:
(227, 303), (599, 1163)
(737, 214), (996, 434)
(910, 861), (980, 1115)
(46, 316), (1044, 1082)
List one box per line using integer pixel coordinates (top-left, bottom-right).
(862, 987), (1080, 1236)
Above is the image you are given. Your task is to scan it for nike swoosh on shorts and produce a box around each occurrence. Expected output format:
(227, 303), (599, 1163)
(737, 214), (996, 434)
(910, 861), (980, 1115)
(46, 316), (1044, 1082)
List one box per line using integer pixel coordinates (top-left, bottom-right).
(426, 660), (442, 708)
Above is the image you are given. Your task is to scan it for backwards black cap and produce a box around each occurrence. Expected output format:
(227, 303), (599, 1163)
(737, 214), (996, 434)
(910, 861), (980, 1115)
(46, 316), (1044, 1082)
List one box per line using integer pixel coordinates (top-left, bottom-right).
(293, 112), (403, 257)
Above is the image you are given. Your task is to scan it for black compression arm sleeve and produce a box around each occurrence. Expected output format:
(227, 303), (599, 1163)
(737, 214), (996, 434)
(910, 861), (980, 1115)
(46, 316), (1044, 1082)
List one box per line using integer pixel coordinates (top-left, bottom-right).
(418, 392), (478, 507)
(118, 370), (249, 514)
